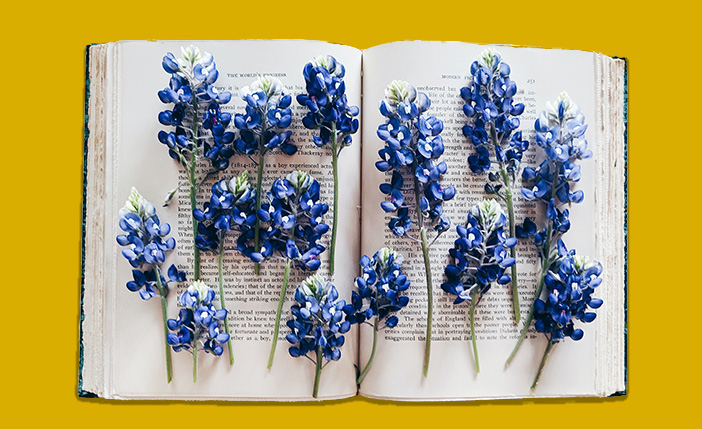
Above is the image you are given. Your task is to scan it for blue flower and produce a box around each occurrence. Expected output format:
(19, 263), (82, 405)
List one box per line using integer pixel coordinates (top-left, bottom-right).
(442, 199), (517, 305)
(461, 49), (528, 176)
(533, 251), (603, 343)
(297, 55), (360, 149)
(167, 280), (230, 356)
(158, 46), (234, 175)
(442, 199), (517, 373)
(376, 81), (455, 237)
(238, 171), (328, 271)
(344, 248), (410, 328)
(286, 275), (349, 397)
(116, 188), (186, 300)
(194, 171), (257, 254)
(234, 76), (296, 156)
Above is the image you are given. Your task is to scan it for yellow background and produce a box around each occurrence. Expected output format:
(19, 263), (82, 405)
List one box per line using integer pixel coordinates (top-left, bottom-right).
(0, 0), (689, 426)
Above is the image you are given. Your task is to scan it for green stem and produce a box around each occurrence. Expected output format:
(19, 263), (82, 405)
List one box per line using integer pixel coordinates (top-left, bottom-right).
(499, 166), (520, 324)
(313, 347), (323, 398)
(356, 317), (379, 385)
(470, 288), (480, 373)
(189, 98), (201, 281)
(218, 246), (234, 365)
(330, 122), (339, 276)
(505, 256), (549, 366)
(154, 267), (172, 383)
(253, 148), (265, 276)
(267, 258), (291, 369)
(420, 227), (433, 377)
(531, 341), (555, 390)
(506, 161), (559, 366)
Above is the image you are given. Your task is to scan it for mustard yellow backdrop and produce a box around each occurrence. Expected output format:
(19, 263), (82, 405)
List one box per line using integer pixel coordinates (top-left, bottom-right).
(0, 0), (690, 426)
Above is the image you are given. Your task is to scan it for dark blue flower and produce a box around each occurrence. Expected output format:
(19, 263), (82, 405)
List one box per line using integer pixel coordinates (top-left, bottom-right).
(286, 275), (349, 396)
(343, 248), (410, 328)
(442, 199), (517, 305)
(194, 171), (256, 254)
(158, 46), (234, 175)
(167, 280), (230, 355)
(116, 188), (186, 300)
(376, 81), (454, 238)
(238, 171), (328, 271)
(533, 252), (603, 343)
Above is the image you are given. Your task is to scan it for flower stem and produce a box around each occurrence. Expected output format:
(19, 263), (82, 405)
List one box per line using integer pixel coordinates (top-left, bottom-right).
(357, 317), (379, 386)
(218, 246), (234, 365)
(499, 166), (520, 324)
(154, 267), (172, 383)
(253, 148), (265, 276)
(470, 288), (480, 373)
(420, 227), (433, 377)
(313, 347), (323, 398)
(329, 122), (339, 276)
(267, 258), (291, 369)
(190, 98), (201, 281)
(506, 166), (559, 366)
(531, 341), (554, 390)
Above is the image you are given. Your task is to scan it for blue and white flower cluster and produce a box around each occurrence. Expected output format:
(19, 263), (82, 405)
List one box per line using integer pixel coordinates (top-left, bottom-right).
(297, 55), (360, 148)
(239, 171), (329, 270)
(461, 48), (528, 176)
(533, 249), (603, 343)
(194, 171), (257, 253)
(158, 45), (235, 172)
(519, 92), (591, 246)
(234, 76), (296, 156)
(167, 280), (230, 356)
(344, 248), (410, 328)
(375, 80), (456, 236)
(116, 187), (186, 300)
(442, 199), (517, 304)
(286, 274), (350, 362)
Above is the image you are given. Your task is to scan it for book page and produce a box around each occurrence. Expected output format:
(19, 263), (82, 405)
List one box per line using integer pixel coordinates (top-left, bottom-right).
(359, 41), (606, 400)
(99, 40), (361, 400)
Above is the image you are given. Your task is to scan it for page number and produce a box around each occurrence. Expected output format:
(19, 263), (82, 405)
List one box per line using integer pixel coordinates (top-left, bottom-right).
(526, 79), (535, 84)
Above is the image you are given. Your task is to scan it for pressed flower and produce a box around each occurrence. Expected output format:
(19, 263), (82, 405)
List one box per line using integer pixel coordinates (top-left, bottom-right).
(460, 48), (528, 323)
(442, 199), (517, 373)
(167, 280), (230, 382)
(236, 171), (329, 369)
(286, 275), (349, 398)
(297, 55), (359, 275)
(506, 94), (599, 384)
(193, 171), (256, 365)
(233, 75), (296, 275)
(375, 80), (455, 377)
(158, 46), (234, 282)
(116, 187), (186, 383)
(343, 248), (409, 385)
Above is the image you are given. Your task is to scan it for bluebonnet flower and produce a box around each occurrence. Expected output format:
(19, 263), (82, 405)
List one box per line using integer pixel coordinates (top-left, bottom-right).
(530, 250), (603, 389)
(343, 248), (409, 384)
(234, 76), (296, 275)
(167, 280), (230, 382)
(506, 93), (599, 380)
(192, 171), (255, 365)
(460, 48), (529, 323)
(375, 80), (455, 377)
(158, 46), (234, 282)
(235, 171), (329, 368)
(441, 199), (517, 373)
(297, 55), (360, 275)
(285, 274), (349, 398)
(115, 187), (186, 383)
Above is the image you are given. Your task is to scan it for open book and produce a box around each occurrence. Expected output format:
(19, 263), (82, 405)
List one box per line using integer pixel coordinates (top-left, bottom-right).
(80, 40), (626, 401)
